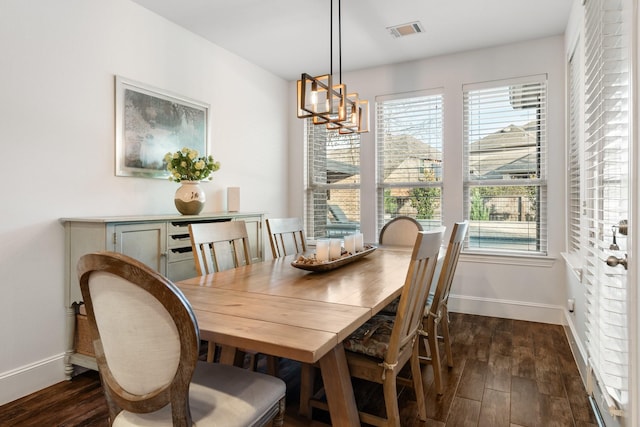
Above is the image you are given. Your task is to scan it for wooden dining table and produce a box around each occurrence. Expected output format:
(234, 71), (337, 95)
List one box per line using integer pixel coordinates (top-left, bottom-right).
(176, 246), (414, 426)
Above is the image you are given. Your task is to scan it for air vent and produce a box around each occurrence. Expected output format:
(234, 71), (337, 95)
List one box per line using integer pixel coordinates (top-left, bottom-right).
(387, 21), (425, 38)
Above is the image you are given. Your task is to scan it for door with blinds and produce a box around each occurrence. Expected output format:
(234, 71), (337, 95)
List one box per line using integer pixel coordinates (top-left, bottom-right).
(581, 0), (632, 424)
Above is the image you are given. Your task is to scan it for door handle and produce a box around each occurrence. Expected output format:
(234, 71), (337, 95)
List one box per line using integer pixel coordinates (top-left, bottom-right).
(606, 254), (628, 270)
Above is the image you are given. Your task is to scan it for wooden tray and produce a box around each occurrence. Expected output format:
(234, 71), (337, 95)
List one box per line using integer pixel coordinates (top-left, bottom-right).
(291, 245), (377, 272)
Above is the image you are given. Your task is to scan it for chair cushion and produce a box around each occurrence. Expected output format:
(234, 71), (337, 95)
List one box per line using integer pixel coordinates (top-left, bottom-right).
(344, 314), (396, 359)
(113, 362), (286, 427)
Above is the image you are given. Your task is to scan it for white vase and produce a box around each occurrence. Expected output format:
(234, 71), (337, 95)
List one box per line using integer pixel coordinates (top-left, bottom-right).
(174, 181), (205, 215)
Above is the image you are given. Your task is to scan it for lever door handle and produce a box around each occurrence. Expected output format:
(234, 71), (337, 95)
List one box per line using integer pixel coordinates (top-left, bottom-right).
(606, 254), (628, 270)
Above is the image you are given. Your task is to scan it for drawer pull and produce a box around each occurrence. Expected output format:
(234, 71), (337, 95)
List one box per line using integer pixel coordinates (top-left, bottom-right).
(171, 247), (193, 254)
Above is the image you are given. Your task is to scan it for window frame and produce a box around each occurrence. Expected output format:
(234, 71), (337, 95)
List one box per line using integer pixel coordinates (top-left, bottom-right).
(462, 75), (548, 256)
(375, 89), (445, 237)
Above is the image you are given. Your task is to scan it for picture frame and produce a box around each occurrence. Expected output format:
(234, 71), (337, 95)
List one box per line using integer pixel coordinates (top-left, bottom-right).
(115, 76), (210, 179)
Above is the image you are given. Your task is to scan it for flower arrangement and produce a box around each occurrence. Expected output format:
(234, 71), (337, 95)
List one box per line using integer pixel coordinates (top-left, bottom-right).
(164, 147), (220, 183)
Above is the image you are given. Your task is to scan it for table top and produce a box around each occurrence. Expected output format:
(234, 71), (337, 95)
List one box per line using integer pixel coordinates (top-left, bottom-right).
(177, 247), (413, 363)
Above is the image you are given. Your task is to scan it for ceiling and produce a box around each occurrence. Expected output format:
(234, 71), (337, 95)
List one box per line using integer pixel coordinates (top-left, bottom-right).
(130, 0), (573, 81)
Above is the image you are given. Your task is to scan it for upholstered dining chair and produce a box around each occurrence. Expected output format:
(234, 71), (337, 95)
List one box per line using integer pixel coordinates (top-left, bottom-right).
(378, 215), (423, 246)
(420, 220), (469, 395)
(303, 229), (445, 427)
(77, 251), (286, 427)
(378, 216), (424, 314)
(265, 217), (307, 258)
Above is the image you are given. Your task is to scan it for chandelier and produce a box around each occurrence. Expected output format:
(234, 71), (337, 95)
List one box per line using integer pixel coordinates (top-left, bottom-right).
(296, 0), (369, 134)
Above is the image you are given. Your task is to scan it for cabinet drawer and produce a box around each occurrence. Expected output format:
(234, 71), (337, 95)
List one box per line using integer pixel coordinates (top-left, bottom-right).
(168, 217), (231, 235)
(167, 245), (194, 262)
(167, 230), (192, 249)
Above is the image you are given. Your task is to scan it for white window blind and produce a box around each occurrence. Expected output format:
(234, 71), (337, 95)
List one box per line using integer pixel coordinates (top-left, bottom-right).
(305, 119), (361, 239)
(583, 0), (630, 411)
(463, 76), (548, 254)
(376, 91), (443, 233)
(568, 45), (582, 253)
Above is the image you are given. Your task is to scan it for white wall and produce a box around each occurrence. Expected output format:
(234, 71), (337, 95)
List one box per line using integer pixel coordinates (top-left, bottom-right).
(0, 0), (289, 404)
(288, 36), (567, 324)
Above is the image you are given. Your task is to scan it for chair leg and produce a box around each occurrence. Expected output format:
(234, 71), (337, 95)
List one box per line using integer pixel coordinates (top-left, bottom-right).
(266, 355), (279, 377)
(426, 317), (443, 395)
(271, 397), (286, 427)
(206, 341), (216, 363)
(442, 307), (453, 368)
(410, 345), (427, 421)
(382, 373), (401, 427)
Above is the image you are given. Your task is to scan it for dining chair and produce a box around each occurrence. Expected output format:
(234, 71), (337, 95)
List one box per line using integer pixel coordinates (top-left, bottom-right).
(189, 221), (278, 374)
(77, 251), (286, 427)
(189, 220), (251, 274)
(303, 229), (444, 427)
(378, 215), (423, 246)
(378, 216), (424, 314)
(420, 220), (469, 395)
(265, 217), (307, 258)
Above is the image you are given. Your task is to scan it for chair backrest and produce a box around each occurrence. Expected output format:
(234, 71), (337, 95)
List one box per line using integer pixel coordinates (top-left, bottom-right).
(379, 216), (424, 246)
(77, 251), (199, 425)
(266, 217), (307, 258)
(386, 229), (444, 364)
(189, 221), (252, 275)
(429, 221), (469, 320)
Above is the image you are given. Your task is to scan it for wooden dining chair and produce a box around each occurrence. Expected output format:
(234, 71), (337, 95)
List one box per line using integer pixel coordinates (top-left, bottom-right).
(265, 217), (307, 258)
(189, 220), (251, 274)
(189, 221), (278, 373)
(420, 220), (469, 394)
(77, 251), (286, 427)
(303, 229), (444, 427)
(379, 215), (423, 246)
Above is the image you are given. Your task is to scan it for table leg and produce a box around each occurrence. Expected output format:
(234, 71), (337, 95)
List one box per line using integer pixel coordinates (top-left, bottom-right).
(318, 343), (360, 426)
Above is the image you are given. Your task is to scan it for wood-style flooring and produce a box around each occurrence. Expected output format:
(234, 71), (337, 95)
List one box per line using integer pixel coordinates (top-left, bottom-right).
(0, 313), (598, 426)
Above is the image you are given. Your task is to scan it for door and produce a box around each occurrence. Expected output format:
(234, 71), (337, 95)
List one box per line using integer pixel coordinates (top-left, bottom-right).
(112, 223), (166, 276)
(581, 0), (634, 423)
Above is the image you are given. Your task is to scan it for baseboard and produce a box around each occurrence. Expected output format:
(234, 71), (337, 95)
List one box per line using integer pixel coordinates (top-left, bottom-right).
(448, 294), (565, 324)
(563, 309), (589, 384)
(0, 354), (66, 406)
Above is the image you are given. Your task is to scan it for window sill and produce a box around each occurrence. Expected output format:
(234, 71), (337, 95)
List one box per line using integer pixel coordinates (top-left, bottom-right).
(459, 251), (557, 268)
(561, 251), (584, 282)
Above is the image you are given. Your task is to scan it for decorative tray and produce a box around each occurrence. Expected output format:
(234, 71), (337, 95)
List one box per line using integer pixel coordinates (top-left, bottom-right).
(291, 245), (377, 272)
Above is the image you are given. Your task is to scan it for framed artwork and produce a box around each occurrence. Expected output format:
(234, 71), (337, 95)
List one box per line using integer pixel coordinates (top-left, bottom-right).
(115, 76), (210, 179)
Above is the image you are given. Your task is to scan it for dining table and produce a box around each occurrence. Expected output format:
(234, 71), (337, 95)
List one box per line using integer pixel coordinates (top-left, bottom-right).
(176, 245), (416, 426)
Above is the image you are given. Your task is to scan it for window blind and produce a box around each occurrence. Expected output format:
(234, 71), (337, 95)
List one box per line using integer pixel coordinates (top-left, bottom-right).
(375, 91), (443, 233)
(583, 0), (630, 411)
(305, 119), (361, 239)
(462, 76), (547, 254)
(568, 45), (582, 253)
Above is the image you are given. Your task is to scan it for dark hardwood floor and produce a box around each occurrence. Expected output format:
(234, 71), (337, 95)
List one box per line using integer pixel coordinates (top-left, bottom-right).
(0, 313), (598, 427)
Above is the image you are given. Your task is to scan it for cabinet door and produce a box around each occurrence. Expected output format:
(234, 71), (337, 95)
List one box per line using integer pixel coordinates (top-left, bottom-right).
(113, 223), (166, 275)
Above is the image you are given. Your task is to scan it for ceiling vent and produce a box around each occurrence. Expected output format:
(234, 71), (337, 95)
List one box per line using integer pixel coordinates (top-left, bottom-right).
(387, 21), (425, 38)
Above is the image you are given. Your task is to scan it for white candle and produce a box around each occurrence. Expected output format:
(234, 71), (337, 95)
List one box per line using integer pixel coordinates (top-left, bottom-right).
(329, 239), (342, 260)
(316, 239), (330, 262)
(355, 233), (364, 252)
(344, 234), (356, 255)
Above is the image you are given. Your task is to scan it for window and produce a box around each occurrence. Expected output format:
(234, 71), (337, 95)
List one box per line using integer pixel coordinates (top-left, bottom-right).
(463, 77), (547, 254)
(305, 119), (361, 239)
(376, 91), (443, 234)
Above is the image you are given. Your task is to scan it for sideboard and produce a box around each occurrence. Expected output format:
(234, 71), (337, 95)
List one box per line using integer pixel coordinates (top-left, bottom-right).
(60, 212), (265, 378)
